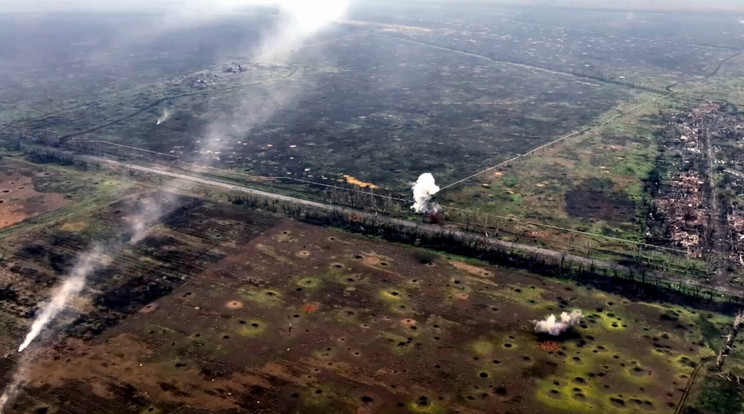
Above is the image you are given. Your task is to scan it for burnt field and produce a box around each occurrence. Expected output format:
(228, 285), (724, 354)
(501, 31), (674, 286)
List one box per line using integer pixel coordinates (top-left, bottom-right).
(0, 193), (278, 333)
(348, 4), (744, 88)
(0, 12), (275, 117)
(3, 4), (744, 414)
(16, 29), (633, 192)
(0, 196), (740, 413)
(8, 4), (743, 200)
(9, 4), (744, 199)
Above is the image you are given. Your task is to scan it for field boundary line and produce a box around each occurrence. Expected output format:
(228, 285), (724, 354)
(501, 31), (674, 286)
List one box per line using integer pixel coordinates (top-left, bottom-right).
(440, 91), (676, 191)
(674, 356), (715, 414)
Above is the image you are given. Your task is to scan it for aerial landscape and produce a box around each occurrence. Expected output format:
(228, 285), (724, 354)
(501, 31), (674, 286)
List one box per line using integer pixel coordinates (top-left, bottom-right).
(1, 0), (744, 413)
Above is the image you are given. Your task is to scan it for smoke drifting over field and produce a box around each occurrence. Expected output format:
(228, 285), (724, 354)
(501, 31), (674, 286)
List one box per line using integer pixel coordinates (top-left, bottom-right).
(2, 247), (108, 411)
(411, 173), (441, 214)
(129, 196), (166, 244)
(257, 0), (348, 61)
(0, 1), (348, 411)
(156, 109), (171, 125)
(17, 246), (106, 353)
(534, 309), (584, 336)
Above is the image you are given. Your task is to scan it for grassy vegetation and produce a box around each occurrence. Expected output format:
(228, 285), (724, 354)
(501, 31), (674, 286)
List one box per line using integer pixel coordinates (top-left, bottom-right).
(0, 154), (139, 241)
(438, 94), (712, 276)
(687, 372), (744, 414)
(443, 93), (670, 237)
(697, 314), (724, 352)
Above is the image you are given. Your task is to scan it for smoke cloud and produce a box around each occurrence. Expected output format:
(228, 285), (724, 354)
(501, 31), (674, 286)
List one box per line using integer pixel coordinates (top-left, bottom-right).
(156, 109), (171, 125)
(128, 196), (166, 244)
(17, 246), (106, 353)
(256, 0), (348, 61)
(533, 309), (584, 336)
(411, 173), (441, 214)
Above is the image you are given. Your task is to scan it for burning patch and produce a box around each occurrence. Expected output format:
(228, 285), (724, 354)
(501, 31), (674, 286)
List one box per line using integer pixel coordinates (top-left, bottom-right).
(343, 175), (379, 189)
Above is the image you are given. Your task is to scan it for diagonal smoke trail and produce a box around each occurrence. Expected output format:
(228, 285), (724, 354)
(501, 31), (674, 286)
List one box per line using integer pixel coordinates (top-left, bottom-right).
(1, 1), (349, 411)
(17, 245), (105, 353)
(2, 247), (105, 412)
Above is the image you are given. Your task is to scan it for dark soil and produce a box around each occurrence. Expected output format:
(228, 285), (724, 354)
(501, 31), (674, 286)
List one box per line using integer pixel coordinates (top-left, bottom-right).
(565, 178), (636, 222)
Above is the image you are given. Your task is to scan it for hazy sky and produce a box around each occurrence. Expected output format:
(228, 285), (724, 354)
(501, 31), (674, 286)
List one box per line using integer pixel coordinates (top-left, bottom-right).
(0, 0), (340, 15)
(2, 0), (744, 14)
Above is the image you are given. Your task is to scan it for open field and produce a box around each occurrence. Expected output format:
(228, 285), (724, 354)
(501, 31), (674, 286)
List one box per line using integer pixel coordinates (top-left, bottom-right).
(349, 4), (744, 88)
(0, 13), (274, 117)
(7, 4), (742, 212)
(2, 4), (744, 413)
(439, 93), (671, 239)
(0, 155), (139, 239)
(429, 95), (718, 282)
(0, 190), (740, 413)
(0, 160), (69, 229)
(12, 28), (634, 191)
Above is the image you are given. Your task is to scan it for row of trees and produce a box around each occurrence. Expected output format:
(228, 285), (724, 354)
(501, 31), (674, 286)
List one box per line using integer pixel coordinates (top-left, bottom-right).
(226, 189), (742, 309)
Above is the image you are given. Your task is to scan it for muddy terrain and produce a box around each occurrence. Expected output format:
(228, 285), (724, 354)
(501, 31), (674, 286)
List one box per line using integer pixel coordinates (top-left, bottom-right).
(0, 198), (734, 414)
(0, 161), (69, 229)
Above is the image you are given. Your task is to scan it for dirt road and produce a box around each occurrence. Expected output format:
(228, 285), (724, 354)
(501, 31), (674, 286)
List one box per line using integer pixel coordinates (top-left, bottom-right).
(85, 155), (744, 300)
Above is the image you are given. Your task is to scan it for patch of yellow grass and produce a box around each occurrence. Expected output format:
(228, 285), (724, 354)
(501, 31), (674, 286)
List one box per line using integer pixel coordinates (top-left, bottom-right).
(449, 260), (494, 278)
(60, 221), (88, 232)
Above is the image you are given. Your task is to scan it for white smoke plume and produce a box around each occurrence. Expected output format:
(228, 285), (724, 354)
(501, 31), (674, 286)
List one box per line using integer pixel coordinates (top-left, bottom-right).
(128, 196), (165, 244)
(2, 1), (348, 410)
(256, 0), (348, 62)
(156, 109), (171, 125)
(411, 173), (441, 214)
(0, 352), (31, 413)
(17, 246), (106, 353)
(2, 200), (161, 410)
(533, 309), (584, 336)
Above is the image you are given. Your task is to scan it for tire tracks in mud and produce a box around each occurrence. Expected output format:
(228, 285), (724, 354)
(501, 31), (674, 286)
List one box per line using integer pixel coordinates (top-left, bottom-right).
(674, 356), (715, 414)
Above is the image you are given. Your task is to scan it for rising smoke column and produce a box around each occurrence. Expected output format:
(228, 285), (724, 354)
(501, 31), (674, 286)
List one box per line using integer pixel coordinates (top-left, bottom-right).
(411, 173), (441, 214)
(17, 246), (105, 353)
(128, 195), (168, 244)
(156, 109), (171, 125)
(255, 0), (348, 61)
(533, 309), (584, 336)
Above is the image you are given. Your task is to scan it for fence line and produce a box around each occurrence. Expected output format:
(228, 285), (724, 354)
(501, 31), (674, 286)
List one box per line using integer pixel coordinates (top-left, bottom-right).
(71, 140), (179, 159)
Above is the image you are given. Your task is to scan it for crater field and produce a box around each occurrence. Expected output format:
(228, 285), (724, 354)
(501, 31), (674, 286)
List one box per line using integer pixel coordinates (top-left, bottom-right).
(0, 197), (735, 414)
